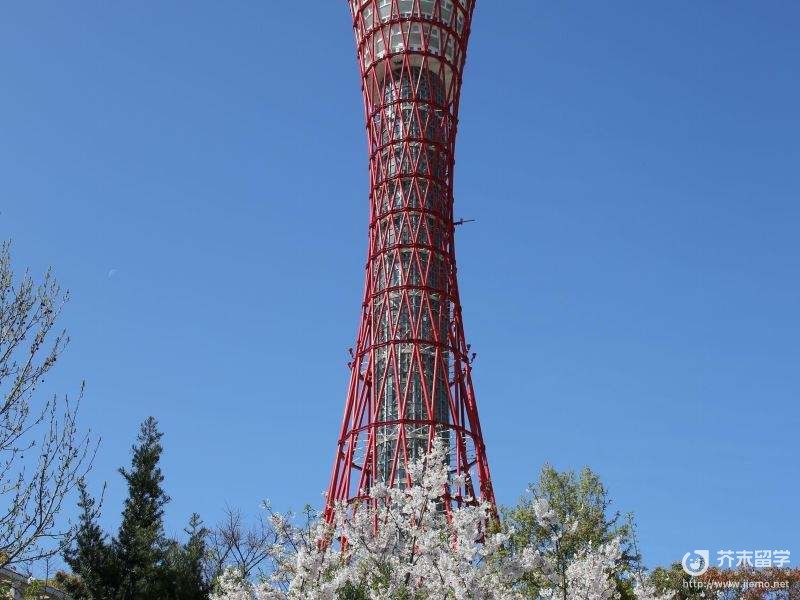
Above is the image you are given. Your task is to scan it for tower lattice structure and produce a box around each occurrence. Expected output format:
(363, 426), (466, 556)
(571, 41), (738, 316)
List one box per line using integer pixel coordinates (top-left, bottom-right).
(327, 0), (494, 514)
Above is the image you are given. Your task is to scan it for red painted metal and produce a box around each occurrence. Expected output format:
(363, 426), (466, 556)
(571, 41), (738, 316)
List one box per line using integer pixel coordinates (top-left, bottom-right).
(327, 0), (495, 515)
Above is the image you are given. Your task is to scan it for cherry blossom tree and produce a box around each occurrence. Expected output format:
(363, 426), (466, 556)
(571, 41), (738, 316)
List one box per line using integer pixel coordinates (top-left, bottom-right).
(209, 443), (670, 600)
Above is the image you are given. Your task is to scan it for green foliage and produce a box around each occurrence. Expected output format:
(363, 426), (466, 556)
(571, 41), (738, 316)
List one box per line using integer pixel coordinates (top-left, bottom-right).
(62, 417), (211, 600)
(162, 514), (212, 600)
(113, 417), (170, 599)
(338, 583), (369, 600)
(55, 571), (90, 599)
(505, 464), (640, 600)
(21, 579), (44, 600)
(62, 480), (117, 599)
(648, 563), (706, 600)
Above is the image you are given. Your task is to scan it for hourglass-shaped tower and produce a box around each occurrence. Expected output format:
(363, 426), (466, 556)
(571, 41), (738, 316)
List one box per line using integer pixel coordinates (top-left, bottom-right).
(327, 0), (494, 513)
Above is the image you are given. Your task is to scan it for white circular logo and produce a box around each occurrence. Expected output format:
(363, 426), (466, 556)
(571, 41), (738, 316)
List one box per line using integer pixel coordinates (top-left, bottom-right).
(682, 550), (710, 576)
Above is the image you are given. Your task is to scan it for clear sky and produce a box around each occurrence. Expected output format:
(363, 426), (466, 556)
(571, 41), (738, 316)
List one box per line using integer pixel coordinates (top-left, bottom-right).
(1, 1), (798, 571)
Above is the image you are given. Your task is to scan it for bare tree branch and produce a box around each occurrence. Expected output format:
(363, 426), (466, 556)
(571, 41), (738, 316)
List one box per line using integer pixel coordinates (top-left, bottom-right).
(206, 503), (318, 584)
(0, 241), (97, 569)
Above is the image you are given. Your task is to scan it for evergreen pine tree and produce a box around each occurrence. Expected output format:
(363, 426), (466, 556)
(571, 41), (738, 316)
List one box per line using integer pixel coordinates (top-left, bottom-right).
(61, 480), (117, 599)
(113, 417), (171, 600)
(61, 418), (211, 600)
(162, 514), (211, 600)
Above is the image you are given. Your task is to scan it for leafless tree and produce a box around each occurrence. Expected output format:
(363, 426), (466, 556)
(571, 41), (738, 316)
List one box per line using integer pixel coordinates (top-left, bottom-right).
(206, 504), (318, 583)
(206, 507), (276, 582)
(0, 241), (95, 568)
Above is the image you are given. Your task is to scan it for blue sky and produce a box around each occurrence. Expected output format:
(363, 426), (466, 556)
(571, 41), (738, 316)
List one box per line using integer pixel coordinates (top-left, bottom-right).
(1, 1), (798, 570)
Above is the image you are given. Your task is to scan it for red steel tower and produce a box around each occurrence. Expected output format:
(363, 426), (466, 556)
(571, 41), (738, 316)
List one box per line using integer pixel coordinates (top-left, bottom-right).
(327, 0), (494, 512)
